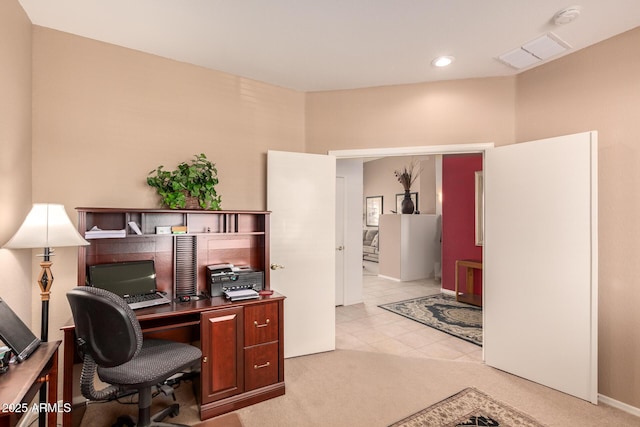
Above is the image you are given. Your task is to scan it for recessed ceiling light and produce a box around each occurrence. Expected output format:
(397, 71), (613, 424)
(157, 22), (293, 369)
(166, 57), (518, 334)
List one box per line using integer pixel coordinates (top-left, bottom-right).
(432, 56), (455, 67)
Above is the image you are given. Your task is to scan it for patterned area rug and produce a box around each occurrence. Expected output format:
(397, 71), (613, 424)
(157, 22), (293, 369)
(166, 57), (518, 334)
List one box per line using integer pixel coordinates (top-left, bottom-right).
(379, 294), (482, 346)
(389, 387), (546, 427)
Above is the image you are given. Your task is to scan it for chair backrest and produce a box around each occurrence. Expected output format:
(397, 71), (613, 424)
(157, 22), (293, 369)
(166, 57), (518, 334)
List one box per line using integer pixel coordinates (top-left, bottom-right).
(67, 286), (143, 367)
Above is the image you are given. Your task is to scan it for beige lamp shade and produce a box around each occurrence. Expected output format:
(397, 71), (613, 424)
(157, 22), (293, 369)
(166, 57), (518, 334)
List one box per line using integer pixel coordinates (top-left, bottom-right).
(3, 203), (89, 249)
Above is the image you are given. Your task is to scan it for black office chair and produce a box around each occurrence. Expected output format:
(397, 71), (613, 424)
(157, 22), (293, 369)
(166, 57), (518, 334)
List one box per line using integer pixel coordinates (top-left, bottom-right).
(67, 286), (202, 427)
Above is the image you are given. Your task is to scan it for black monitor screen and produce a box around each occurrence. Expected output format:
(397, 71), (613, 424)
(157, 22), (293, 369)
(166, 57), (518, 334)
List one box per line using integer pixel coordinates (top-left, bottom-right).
(87, 260), (157, 297)
(0, 297), (40, 362)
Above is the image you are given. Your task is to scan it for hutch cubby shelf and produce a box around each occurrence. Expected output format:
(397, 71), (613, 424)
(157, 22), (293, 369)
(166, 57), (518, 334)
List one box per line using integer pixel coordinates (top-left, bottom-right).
(76, 207), (271, 295)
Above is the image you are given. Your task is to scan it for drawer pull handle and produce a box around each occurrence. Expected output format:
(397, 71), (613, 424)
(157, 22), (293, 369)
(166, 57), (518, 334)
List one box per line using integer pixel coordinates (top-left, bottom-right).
(254, 319), (270, 328)
(254, 361), (270, 369)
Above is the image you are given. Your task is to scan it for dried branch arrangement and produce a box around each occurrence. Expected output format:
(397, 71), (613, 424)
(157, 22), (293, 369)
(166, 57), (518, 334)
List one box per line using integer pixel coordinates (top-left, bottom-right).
(394, 159), (422, 191)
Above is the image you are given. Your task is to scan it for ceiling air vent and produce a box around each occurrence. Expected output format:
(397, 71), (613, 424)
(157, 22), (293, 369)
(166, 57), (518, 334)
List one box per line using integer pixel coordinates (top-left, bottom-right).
(497, 32), (571, 70)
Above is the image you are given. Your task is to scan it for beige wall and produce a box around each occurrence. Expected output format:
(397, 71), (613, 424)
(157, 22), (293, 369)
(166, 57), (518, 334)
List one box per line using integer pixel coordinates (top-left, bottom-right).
(363, 156), (435, 218)
(0, 0), (33, 323)
(30, 27), (306, 342)
(305, 76), (516, 153)
(515, 27), (640, 408)
(5, 0), (640, 409)
(419, 156), (437, 215)
(32, 27), (305, 212)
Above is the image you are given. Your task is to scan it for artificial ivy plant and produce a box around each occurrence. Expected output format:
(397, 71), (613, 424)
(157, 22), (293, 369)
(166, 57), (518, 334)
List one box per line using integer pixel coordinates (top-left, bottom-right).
(147, 153), (222, 210)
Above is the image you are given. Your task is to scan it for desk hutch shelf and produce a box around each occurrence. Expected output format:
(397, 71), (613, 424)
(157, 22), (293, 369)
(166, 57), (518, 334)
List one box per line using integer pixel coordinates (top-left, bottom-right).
(76, 207), (271, 295)
(63, 208), (284, 426)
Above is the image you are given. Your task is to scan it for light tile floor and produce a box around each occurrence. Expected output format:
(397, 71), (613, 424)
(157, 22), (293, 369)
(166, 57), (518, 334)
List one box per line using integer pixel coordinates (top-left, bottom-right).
(335, 261), (483, 362)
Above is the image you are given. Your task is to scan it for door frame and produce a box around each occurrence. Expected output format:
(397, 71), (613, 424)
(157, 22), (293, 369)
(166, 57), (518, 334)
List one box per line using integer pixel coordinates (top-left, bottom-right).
(335, 176), (346, 306)
(330, 143), (494, 159)
(330, 143), (493, 319)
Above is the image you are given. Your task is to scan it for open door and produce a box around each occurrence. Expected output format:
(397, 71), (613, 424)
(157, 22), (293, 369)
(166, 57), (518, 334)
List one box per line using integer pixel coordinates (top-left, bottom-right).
(484, 131), (598, 403)
(267, 150), (336, 358)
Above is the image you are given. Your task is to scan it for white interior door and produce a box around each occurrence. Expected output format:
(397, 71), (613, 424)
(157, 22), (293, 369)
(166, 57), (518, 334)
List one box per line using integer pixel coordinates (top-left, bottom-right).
(484, 131), (598, 403)
(335, 177), (346, 306)
(267, 150), (336, 358)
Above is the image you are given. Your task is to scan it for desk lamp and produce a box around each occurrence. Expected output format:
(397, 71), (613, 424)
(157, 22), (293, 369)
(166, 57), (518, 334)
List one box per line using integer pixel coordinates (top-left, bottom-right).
(3, 203), (89, 342)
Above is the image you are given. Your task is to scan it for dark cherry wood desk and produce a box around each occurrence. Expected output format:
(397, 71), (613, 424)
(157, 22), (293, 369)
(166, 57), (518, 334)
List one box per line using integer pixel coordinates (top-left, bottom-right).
(61, 294), (285, 427)
(0, 341), (61, 427)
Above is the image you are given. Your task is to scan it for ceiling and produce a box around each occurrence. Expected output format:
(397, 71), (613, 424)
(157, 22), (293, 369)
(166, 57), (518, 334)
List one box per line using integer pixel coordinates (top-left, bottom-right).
(18, 0), (640, 92)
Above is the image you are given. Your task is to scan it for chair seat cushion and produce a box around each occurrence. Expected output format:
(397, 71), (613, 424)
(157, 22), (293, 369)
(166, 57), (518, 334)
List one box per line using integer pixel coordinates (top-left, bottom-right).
(98, 339), (201, 389)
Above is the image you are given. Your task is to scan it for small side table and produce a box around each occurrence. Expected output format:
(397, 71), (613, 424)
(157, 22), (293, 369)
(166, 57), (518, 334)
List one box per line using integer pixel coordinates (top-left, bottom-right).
(454, 260), (483, 307)
(0, 341), (60, 427)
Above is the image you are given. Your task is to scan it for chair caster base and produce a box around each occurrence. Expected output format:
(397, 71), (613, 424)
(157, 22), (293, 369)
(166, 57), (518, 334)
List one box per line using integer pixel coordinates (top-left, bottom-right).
(112, 415), (135, 427)
(151, 403), (180, 423)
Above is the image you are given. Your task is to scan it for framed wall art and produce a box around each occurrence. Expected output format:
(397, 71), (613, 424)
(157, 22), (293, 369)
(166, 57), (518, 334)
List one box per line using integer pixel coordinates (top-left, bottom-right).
(366, 196), (383, 227)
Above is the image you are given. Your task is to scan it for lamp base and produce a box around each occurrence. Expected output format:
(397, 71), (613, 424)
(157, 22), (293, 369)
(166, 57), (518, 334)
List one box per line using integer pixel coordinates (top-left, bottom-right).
(37, 258), (53, 342)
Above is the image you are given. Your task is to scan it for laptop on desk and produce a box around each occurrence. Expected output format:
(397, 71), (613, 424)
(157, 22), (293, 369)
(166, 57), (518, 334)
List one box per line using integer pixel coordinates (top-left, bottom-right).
(88, 260), (171, 310)
(0, 297), (41, 362)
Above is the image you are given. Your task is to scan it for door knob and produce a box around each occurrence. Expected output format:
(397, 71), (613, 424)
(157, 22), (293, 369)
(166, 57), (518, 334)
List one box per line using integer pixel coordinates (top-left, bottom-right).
(336, 246), (344, 251)
(270, 264), (285, 270)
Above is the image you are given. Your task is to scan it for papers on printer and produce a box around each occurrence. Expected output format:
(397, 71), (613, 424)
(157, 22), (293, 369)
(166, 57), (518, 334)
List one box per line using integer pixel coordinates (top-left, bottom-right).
(224, 288), (259, 301)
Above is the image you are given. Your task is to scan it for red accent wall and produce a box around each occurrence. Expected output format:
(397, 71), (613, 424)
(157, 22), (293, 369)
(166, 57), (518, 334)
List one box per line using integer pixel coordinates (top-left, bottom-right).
(442, 154), (483, 294)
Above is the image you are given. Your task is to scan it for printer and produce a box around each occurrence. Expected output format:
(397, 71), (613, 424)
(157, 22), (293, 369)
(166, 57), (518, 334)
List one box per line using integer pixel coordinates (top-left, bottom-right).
(206, 264), (264, 297)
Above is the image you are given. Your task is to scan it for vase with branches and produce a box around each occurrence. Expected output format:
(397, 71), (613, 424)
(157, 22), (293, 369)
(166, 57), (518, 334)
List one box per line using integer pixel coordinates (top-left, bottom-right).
(394, 159), (421, 214)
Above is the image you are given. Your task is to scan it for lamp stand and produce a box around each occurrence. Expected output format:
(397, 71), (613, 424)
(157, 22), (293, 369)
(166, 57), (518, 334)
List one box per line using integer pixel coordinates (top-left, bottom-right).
(37, 248), (53, 342)
(37, 248), (53, 427)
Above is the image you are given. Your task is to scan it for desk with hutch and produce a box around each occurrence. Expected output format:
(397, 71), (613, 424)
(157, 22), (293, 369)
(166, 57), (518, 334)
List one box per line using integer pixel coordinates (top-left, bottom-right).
(61, 208), (284, 427)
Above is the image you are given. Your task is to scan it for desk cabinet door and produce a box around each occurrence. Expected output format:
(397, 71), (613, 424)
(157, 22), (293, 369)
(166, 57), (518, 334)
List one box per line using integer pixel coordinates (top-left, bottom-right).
(201, 307), (244, 403)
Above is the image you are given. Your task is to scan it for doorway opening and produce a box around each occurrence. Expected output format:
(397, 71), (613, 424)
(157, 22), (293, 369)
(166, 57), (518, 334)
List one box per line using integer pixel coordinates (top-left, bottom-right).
(332, 144), (490, 361)
(331, 143), (492, 309)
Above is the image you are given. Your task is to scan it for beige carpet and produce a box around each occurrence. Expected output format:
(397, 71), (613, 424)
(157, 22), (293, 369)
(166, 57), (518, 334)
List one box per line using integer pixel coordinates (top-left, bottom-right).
(78, 384), (241, 426)
(79, 380), (202, 426)
(192, 413), (243, 427)
(235, 350), (640, 427)
(80, 350), (640, 427)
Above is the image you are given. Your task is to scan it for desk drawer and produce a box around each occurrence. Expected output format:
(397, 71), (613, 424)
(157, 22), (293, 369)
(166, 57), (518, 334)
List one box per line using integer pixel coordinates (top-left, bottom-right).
(244, 342), (279, 391)
(244, 302), (279, 346)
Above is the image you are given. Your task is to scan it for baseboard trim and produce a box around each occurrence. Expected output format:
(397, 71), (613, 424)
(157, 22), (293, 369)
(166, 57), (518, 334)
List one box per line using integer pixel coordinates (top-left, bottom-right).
(441, 288), (456, 297)
(598, 393), (640, 417)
